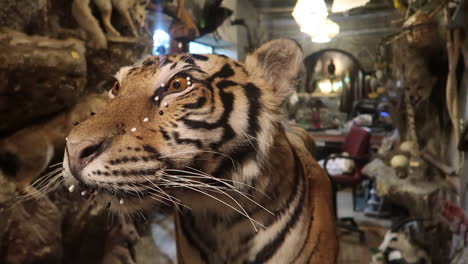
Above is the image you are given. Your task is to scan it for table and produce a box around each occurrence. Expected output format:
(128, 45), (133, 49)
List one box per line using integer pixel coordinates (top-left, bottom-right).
(310, 129), (386, 159)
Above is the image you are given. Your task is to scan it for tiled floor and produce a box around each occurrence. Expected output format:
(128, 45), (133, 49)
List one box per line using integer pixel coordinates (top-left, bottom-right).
(150, 190), (392, 264)
(337, 190), (391, 264)
(337, 190), (391, 227)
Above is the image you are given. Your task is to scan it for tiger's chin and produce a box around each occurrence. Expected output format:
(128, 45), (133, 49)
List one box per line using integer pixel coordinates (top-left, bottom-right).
(69, 181), (160, 213)
(62, 174), (160, 214)
(95, 192), (157, 213)
(62, 156), (166, 213)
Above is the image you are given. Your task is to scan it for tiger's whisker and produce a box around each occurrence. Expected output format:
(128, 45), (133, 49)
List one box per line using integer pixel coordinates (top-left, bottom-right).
(161, 174), (263, 231)
(128, 184), (144, 201)
(22, 170), (62, 196)
(242, 132), (276, 149)
(183, 166), (271, 198)
(164, 171), (249, 195)
(164, 171), (274, 216)
(166, 168), (264, 198)
(12, 172), (63, 207)
(30, 167), (63, 186)
(29, 168), (63, 190)
(140, 175), (190, 211)
(166, 171), (274, 216)
(146, 187), (187, 209)
(161, 178), (263, 231)
(48, 162), (63, 169)
(241, 131), (259, 153)
(159, 150), (238, 171)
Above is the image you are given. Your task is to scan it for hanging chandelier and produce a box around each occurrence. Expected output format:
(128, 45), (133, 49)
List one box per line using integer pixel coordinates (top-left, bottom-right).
(292, 0), (340, 43)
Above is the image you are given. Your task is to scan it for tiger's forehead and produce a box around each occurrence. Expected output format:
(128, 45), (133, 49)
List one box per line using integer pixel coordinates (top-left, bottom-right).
(115, 54), (234, 83)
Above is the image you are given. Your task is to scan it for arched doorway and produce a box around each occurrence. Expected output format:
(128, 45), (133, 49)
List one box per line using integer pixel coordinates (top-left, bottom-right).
(303, 49), (367, 113)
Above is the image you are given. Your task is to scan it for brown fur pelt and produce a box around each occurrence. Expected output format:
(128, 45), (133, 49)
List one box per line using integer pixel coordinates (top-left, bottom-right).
(0, 93), (108, 192)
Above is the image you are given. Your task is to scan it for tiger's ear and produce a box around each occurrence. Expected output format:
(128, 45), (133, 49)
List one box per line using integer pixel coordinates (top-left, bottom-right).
(245, 39), (303, 101)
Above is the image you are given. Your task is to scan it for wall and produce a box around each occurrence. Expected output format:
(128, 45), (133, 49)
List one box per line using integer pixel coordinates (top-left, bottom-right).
(300, 34), (386, 72)
(234, 0), (265, 60)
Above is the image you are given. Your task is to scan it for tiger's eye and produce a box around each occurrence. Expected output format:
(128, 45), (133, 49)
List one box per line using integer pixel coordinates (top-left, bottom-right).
(168, 77), (189, 93)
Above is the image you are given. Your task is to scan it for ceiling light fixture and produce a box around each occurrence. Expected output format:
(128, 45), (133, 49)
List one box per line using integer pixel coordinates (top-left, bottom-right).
(292, 0), (340, 43)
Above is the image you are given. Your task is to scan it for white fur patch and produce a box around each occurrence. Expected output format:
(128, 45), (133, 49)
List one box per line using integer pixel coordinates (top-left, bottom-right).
(388, 250), (403, 260)
(114, 66), (133, 83)
(232, 159), (260, 190)
(107, 89), (115, 99)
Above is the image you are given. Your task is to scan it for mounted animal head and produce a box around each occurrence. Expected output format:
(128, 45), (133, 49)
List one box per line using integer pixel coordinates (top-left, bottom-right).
(62, 39), (303, 212)
(377, 218), (432, 264)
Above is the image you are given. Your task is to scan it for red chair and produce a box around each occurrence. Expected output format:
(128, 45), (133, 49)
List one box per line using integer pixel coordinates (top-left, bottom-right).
(323, 126), (371, 242)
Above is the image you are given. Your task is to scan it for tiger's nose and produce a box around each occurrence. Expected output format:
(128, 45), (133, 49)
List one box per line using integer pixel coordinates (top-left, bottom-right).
(66, 138), (110, 178)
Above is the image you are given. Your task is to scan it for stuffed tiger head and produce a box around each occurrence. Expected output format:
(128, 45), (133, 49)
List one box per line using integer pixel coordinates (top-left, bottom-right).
(62, 39), (302, 212)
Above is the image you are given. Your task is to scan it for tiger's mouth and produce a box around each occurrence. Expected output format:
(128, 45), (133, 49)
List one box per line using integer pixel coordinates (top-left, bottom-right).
(62, 145), (229, 212)
(65, 180), (159, 209)
(62, 150), (171, 211)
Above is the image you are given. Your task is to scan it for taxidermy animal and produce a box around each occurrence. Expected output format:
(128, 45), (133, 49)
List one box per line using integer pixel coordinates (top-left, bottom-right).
(102, 217), (140, 264)
(72, 0), (150, 49)
(0, 94), (108, 192)
(62, 39), (338, 263)
(198, 0), (233, 37)
(169, 0), (200, 42)
(371, 218), (431, 264)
